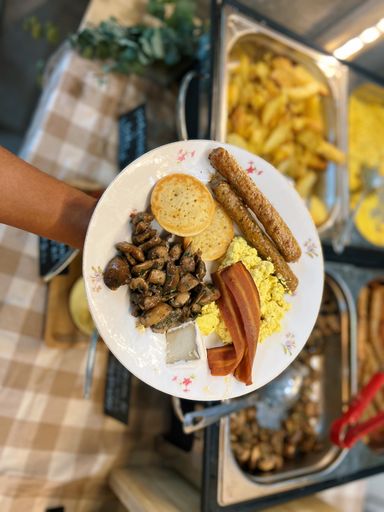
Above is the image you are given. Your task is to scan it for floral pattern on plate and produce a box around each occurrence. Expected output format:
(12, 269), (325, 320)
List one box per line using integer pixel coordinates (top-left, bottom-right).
(304, 238), (319, 258)
(176, 148), (196, 163)
(246, 161), (263, 175)
(172, 374), (196, 392)
(282, 332), (296, 356)
(90, 265), (103, 293)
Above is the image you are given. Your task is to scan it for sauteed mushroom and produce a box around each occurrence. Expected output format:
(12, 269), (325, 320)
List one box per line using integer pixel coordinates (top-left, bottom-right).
(197, 284), (220, 305)
(180, 245), (196, 273)
(147, 245), (169, 260)
(230, 285), (339, 474)
(133, 228), (157, 245)
(140, 295), (162, 311)
(130, 277), (148, 293)
(169, 243), (183, 262)
(134, 220), (151, 234)
(139, 235), (163, 252)
(169, 292), (190, 308)
(151, 258), (166, 270)
(152, 309), (184, 333)
(178, 273), (199, 293)
(116, 242), (145, 262)
(140, 303), (173, 327)
(132, 260), (155, 275)
(164, 262), (180, 292)
(103, 255), (131, 290)
(131, 212), (154, 225)
(148, 269), (166, 285)
(195, 255), (206, 281)
(103, 210), (220, 333)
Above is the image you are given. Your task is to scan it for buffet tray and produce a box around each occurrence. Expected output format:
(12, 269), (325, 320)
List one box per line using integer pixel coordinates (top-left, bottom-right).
(218, 269), (356, 505)
(209, 4), (349, 237)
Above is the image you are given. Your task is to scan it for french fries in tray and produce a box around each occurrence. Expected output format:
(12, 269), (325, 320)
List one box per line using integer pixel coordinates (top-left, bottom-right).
(226, 52), (346, 226)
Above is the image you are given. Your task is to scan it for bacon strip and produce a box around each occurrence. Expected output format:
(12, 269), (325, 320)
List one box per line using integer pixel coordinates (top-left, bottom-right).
(207, 345), (237, 376)
(207, 262), (261, 385)
(207, 272), (245, 376)
(221, 262), (261, 385)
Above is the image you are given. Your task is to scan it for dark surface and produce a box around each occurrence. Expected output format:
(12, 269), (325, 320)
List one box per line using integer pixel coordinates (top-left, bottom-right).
(118, 105), (147, 170)
(104, 351), (132, 425)
(323, 243), (384, 269)
(0, 0), (88, 153)
(39, 238), (72, 277)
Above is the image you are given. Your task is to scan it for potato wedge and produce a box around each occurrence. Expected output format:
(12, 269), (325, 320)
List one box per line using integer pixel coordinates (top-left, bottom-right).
(263, 122), (292, 153)
(317, 140), (346, 164)
(261, 93), (287, 126)
(225, 48), (345, 227)
(293, 65), (329, 95)
(295, 170), (317, 198)
(285, 82), (322, 101)
(226, 133), (249, 150)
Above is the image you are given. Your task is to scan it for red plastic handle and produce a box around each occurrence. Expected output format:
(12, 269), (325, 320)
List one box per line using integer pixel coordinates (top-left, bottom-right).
(330, 371), (384, 448)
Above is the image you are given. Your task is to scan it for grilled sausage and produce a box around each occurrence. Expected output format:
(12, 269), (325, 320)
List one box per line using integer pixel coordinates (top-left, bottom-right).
(211, 179), (298, 292)
(209, 147), (301, 262)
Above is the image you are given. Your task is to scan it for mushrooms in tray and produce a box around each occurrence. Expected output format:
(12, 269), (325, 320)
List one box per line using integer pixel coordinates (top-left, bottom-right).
(230, 285), (340, 473)
(103, 211), (220, 333)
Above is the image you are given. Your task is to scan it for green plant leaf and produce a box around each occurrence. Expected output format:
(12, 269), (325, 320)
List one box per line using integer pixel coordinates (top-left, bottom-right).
(139, 33), (154, 58)
(151, 28), (164, 59)
(68, 3), (203, 79)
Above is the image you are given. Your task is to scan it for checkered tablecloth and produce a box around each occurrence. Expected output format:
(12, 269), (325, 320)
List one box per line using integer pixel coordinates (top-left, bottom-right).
(0, 45), (176, 512)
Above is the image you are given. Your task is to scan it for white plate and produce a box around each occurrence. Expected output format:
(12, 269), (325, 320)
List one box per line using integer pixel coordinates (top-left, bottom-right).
(83, 140), (324, 400)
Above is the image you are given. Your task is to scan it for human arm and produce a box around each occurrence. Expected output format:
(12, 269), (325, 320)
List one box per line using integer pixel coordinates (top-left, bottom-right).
(0, 146), (98, 248)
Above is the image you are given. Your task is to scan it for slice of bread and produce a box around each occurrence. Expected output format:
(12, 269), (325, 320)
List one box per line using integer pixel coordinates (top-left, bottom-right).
(151, 173), (215, 237)
(184, 202), (234, 261)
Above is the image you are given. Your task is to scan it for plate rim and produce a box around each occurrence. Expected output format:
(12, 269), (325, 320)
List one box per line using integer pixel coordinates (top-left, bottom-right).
(83, 139), (324, 400)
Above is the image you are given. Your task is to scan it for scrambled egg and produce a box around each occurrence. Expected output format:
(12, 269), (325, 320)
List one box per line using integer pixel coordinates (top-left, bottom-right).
(348, 90), (384, 244)
(196, 237), (290, 343)
(349, 93), (384, 194)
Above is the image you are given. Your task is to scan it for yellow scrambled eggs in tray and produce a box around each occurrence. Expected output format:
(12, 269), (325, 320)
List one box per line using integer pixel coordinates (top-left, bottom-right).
(349, 88), (384, 247)
(197, 237), (290, 343)
(349, 93), (384, 194)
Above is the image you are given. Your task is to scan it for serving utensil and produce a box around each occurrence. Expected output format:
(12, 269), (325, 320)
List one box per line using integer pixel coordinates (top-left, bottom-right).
(83, 329), (99, 399)
(333, 166), (384, 254)
(178, 361), (307, 434)
(331, 370), (384, 449)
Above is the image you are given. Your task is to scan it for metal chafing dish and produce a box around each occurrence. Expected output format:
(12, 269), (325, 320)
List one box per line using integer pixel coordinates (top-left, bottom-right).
(158, 268), (358, 503)
(217, 269), (356, 505)
(209, 7), (349, 237)
(157, 263), (384, 510)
